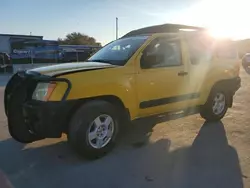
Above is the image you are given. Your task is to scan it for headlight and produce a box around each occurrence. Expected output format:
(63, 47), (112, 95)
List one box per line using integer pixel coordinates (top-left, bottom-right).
(32, 82), (56, 101)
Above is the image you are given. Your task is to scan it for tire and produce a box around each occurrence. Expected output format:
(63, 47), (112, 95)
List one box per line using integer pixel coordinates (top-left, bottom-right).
(68, 100), (120, 160)
(200, 88), (229, 122)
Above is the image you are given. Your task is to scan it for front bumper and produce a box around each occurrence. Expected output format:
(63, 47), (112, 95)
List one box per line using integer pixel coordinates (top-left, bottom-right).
(5, 70), (75, 143)
(23, 100), (76, 138)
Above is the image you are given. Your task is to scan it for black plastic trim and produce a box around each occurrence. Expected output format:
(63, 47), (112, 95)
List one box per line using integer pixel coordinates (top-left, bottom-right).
(213, 76), (241, 95)
(53, 66), (116, 77)
(23, 100), (77, 138)
(140, 93), (200, 109)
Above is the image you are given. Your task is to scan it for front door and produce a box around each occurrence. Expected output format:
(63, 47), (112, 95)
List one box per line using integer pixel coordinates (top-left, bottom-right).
(136, 36), (198, 117)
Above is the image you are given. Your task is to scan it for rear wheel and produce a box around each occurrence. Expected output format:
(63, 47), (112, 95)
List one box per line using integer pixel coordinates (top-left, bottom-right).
(68, 101), (120, 160)
(200, 89), (229, 122)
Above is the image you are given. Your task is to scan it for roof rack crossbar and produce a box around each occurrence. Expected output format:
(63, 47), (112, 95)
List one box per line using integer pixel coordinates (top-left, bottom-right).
(122, 23), (206, 38)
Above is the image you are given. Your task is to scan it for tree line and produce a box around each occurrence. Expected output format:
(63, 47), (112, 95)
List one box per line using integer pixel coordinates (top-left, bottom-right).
(58, 32), (102, 47)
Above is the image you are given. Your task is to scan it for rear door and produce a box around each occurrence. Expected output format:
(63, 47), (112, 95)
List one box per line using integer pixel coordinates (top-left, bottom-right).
(184, 34), (240, 100)
(183, 33), (220, 96)
(215, 42), (240, 75)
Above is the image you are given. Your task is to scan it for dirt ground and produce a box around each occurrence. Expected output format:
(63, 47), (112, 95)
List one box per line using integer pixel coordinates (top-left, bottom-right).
(0, 68), (249, 188)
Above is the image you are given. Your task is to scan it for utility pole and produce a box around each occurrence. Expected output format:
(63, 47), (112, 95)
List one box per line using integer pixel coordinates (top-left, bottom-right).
(116, 17), (118, 40)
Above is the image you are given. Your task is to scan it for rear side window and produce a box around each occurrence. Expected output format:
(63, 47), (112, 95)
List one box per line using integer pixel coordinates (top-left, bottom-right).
(186, 35), (238, 64)
(185, 36), (213, 65)
(216, 43), (238, 59)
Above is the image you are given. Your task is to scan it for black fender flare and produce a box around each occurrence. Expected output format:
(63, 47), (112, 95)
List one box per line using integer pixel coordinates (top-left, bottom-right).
(209, 77), (241, 107)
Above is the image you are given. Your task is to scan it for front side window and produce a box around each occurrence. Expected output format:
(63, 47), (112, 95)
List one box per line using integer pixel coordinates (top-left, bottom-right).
(141, 37), (182, 69)
(88, 36), (149, 66)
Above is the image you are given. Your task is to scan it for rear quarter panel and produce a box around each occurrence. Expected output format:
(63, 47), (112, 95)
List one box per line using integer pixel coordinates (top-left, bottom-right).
(198, 58), (240, 104)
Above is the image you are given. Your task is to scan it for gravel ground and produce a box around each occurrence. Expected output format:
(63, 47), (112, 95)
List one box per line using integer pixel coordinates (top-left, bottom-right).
(0, 68), (249, 188)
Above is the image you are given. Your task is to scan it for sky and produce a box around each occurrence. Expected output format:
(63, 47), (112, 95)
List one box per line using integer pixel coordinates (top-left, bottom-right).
(1, 0), (250, 45)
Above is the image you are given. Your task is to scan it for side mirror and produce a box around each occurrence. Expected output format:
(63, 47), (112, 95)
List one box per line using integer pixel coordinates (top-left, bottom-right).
(141, 53), (164, 69)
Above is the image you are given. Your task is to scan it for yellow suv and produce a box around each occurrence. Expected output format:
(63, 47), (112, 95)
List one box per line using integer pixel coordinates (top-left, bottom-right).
(5, 24), (241, 159)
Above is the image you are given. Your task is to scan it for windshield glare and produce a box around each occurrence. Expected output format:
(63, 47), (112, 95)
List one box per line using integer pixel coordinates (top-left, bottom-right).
(88, 36), (149, 65)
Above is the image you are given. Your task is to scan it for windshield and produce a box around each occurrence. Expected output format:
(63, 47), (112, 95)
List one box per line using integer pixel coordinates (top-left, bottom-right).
(88, 36), (149, 65)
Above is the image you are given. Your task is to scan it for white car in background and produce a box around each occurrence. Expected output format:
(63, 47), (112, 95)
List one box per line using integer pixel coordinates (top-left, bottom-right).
(242, 53), (250, 72)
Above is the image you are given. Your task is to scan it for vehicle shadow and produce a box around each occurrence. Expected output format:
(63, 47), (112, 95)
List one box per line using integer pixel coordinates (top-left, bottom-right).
(168, 121), (243, 188)
(119, 108), (199, 148)
(0, 119), (243, 188)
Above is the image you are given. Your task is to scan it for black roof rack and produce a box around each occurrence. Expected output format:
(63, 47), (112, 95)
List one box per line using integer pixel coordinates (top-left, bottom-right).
(122, 23), (206, 38)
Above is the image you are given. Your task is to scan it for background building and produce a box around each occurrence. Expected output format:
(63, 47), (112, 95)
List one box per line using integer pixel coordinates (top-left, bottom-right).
(0, 33), (101, 73)
(11, 39), (60, 64)
(0, 34), (43, 54)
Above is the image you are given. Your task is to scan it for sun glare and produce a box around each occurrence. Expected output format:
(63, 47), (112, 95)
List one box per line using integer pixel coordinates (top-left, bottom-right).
(180, 0), (250, 40)
(208, 29), (232, 39)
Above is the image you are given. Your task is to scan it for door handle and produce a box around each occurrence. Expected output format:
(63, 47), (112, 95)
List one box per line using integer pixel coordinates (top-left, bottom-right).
(178, 71), (188, 76)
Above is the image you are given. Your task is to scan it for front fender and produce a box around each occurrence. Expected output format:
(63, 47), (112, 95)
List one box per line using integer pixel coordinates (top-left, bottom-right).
(50, 71), (138, 119)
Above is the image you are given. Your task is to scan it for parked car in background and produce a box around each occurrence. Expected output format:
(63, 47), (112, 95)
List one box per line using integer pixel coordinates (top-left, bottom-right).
(59, 51), (92, 62)
(4, 24), (241, 160)
(59, 45), (101, 63)
(0, 52), (13, 73)
(242, 53), (250, 71)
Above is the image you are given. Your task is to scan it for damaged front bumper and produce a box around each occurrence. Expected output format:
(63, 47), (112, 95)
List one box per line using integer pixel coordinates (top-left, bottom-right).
(23, 100), (76, 138)
(5, 70), (74, 143)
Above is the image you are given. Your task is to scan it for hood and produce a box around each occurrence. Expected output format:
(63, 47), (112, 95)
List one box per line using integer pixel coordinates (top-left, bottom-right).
(27, 62), (117, 76)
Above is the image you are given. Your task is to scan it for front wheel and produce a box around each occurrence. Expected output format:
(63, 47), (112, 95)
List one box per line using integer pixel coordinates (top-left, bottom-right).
(200, 89), (229, 122)
(68, 101), (119, 160)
